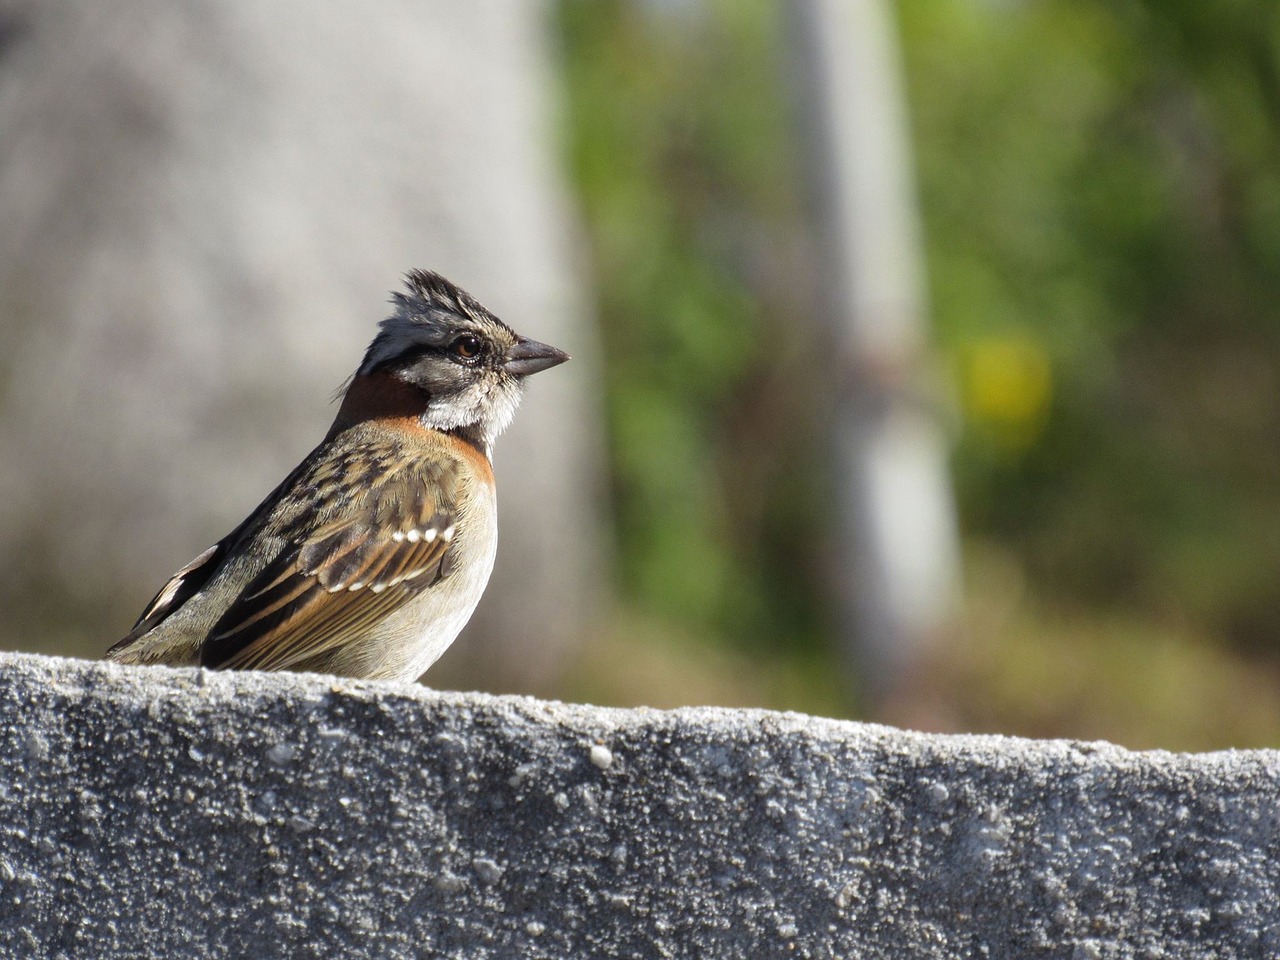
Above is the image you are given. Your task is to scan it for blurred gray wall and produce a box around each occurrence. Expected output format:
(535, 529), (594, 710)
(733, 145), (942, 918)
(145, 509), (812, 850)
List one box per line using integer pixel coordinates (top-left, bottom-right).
(0, 0), (606, 691)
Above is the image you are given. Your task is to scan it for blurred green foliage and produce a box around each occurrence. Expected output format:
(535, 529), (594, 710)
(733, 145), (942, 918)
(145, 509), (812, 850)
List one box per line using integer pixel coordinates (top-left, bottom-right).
(559, 0), (825, 655)
(903, 0), (1280, 645)
(558, 0), (1280, 735)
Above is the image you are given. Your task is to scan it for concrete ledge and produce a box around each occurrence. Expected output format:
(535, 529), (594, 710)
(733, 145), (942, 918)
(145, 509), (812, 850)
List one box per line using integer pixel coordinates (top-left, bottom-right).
(0, 651), (1276, 958)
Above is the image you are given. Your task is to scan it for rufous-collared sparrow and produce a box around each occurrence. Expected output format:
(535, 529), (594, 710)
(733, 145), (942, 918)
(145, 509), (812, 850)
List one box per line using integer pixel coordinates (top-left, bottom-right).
(106, 269), (568, 681)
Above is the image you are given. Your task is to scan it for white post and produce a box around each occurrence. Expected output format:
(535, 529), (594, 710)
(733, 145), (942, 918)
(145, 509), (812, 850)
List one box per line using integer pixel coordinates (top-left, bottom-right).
(787, 0), (962, 708)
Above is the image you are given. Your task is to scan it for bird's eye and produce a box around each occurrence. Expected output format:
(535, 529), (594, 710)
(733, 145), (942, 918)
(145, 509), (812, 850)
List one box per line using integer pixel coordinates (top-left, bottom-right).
(450, 335), (482, 361)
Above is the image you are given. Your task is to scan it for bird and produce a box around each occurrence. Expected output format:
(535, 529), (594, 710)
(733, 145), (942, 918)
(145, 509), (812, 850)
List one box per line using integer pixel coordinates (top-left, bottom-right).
(106, 269), (568, 682)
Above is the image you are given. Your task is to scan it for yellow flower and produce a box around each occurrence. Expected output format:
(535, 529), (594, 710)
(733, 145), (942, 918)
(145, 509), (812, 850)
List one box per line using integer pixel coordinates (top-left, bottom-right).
(963, 336), (1053, 446)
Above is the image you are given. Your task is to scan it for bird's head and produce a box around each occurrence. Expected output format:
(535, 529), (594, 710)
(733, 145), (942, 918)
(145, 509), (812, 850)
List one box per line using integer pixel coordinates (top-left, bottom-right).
(340, 270), (569, 451)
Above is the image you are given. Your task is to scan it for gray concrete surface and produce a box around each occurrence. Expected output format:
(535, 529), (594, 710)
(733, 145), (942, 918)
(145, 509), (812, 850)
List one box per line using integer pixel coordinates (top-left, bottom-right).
(0, 650), (1276, 959)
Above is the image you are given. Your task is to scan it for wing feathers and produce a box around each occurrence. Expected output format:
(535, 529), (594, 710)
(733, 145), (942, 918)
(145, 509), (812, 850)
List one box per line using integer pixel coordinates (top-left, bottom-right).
(199, 446), (461, 672)
(105, 542), (226, 661)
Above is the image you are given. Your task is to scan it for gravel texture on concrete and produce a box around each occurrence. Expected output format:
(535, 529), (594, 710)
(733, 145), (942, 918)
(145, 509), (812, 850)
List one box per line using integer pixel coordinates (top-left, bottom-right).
(0, 651), (1277, 959)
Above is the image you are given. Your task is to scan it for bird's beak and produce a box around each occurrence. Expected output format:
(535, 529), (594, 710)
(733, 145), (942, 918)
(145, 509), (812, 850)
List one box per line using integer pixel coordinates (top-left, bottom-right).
(503, 336), (570, 376)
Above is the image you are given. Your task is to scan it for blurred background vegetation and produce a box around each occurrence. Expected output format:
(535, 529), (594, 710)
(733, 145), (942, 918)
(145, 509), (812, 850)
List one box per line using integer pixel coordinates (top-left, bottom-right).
(5, 0), (1279, 754)
(554, 0), (1280, 750)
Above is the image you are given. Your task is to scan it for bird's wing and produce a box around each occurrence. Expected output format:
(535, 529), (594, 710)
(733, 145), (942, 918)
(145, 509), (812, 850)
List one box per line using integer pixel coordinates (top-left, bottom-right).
(199, 444), (462, 673)
(105, 542), (227, 659)
(105, 454), (321, 661)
